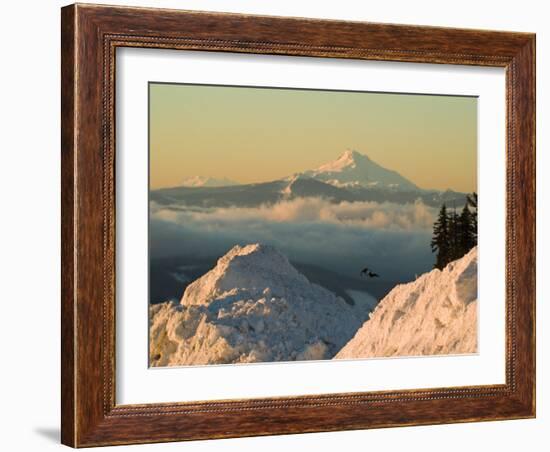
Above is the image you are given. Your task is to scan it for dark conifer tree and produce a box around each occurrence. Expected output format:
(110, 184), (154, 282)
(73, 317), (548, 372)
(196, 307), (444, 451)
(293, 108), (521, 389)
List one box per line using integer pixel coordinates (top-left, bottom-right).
(466, 192), (478, 242)
(458, 203), (476, 254)
(447, 207), (461, 261)
(431, 195), (478, 270)
(431, 204), (450, 270)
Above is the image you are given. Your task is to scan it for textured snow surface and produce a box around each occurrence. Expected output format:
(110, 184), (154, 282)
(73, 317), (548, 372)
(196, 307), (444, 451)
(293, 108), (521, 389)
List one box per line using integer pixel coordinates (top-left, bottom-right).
(150, 244), (370, 366)
(335, 247), (478, 359)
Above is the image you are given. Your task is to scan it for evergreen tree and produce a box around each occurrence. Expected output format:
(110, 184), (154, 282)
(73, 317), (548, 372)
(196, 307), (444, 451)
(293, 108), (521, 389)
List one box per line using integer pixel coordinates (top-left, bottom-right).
(466, 192), (478, 242)
(431, 204), (450, 270)
(431, 195), (477, 270)
(447, 207), (461, 261)
(458, 203), (476, 253)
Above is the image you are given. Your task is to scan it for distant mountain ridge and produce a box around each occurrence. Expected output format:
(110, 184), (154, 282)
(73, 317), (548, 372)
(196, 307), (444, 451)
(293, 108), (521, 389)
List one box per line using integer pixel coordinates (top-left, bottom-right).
(151, 150), (468, 208)
(180, 176), (238, 188)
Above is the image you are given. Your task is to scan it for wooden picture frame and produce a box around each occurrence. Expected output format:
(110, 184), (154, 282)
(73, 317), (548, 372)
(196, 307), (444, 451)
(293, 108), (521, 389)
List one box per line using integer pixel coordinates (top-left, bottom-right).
(61, 3), (535, 447)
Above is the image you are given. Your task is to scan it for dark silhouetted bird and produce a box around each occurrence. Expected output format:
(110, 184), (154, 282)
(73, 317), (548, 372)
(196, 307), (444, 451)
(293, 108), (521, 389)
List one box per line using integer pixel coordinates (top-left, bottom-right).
(360, 267), (369, 276)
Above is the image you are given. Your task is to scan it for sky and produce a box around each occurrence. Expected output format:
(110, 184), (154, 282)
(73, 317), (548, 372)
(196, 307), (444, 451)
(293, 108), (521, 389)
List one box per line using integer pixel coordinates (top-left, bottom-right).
(149, 82), (477, 192)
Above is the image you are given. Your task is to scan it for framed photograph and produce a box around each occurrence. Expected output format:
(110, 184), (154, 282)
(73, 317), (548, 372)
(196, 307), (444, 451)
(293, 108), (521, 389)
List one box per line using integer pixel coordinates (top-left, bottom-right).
(61, 3), (535, 447)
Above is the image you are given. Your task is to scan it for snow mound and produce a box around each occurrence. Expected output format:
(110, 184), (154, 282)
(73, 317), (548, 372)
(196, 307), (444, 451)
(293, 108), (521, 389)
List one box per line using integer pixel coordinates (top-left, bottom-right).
(335, 247), (478, 359)
(150, 244), (369, 366)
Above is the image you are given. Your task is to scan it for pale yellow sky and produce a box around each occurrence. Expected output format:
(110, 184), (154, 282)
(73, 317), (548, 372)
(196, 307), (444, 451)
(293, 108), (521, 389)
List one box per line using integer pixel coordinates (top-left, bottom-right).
(149, 83), (477, 192)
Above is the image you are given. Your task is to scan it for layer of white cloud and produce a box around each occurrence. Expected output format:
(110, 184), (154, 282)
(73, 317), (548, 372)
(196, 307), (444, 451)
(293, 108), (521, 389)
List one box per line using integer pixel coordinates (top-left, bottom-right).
(149, 198), (436, 282)
(152, 197), (435, 231)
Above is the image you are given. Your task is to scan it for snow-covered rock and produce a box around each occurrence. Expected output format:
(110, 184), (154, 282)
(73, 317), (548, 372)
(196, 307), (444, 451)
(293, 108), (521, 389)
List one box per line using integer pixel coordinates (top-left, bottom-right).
(302, 149), (419, 191)
(335, 247), (478, 359)
(150, 244), (370, 366)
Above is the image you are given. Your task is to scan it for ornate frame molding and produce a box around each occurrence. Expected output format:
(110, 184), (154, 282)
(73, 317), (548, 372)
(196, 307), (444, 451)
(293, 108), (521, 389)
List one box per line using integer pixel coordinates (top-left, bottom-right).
(61, 4), (535, 447)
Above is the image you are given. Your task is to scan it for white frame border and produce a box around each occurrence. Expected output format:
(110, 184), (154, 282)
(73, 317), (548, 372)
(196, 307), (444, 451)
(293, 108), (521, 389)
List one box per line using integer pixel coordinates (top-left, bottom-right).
(116, 48), (506, 405)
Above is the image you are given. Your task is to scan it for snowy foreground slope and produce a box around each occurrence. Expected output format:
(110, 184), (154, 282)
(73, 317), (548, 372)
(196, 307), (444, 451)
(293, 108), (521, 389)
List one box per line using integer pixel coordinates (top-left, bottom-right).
(150, 244), (370, 366)
(335, 247), (478, 359)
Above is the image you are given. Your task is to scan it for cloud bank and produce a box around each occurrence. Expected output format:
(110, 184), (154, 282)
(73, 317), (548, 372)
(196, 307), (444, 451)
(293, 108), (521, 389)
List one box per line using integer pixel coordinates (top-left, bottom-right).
(150, 197), (436, 281)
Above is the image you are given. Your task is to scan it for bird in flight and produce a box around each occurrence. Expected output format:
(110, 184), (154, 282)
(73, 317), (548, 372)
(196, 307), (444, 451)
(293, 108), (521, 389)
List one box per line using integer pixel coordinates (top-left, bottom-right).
(360, 267), (380, 278)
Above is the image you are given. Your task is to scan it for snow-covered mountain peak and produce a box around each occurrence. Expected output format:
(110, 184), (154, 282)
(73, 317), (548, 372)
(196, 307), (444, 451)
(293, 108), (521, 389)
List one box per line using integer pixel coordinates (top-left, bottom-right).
(180, 176), (238, 188)
(315, 149), (364, 173)
(167, 149), (423, 197)
(302, 149), (419, 191)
